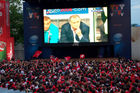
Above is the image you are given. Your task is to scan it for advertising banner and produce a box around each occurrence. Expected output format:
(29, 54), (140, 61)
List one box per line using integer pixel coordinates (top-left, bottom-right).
(0, 1), (10, 38)
(6, 37), (14, 61)
(0, 1), (14, 61)
(0, 1), (5, 37)
(5, 1), (10, 38)
(109, 0), (131, 58)
(45, 8), (88, 15)
(24, 2), (43, 60)
(0, 40), (6, 61)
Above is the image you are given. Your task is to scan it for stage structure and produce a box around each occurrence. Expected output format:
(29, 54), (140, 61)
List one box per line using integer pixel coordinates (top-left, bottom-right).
(0, 0), (14, 61)
(23, 0), (131, 60)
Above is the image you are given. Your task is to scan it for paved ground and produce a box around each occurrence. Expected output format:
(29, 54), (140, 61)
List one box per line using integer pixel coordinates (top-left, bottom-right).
(0, 88), (26, 93)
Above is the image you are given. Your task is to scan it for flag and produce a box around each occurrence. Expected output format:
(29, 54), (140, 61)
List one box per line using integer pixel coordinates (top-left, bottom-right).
(33, 50), (42, 58)
(65, 56), (71, 61)
(80, 54), (85, 59)
(54, 57), (59, 62)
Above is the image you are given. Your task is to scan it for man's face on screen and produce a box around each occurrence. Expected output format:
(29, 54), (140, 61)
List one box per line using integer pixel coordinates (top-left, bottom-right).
(70, 17), (81, 30)
(44, 19), (51, 31)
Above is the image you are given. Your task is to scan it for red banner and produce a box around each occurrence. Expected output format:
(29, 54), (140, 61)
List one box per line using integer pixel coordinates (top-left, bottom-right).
(5, 1), (10, 38)
(0, 37), (6, 52)
(0, 1), (10, 38)
(0, 1), (5, 37)
(6, 37), (14, 61)
(0, 38), (7, 61)
(0, 1), (14, 61)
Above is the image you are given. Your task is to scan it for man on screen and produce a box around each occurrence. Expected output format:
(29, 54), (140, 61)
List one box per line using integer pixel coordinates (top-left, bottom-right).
(44, 16), (59, 43)
(60, 15), (90, 43)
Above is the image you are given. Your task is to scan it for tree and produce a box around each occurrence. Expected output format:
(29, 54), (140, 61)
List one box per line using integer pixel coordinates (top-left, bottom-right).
(8, 0), (24, 45)
(131, 24), (138, 27)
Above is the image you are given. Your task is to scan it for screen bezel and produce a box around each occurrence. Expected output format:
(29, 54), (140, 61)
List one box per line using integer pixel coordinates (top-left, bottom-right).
(43, 6), (110, 47)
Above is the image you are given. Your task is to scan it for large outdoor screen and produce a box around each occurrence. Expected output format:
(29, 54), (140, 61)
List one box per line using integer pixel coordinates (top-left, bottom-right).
(43, 7), (108, 44)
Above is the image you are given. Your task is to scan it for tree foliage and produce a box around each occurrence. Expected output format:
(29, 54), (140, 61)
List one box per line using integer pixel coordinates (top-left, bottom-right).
(8, 0), (24, 44)
(131, 24), (138, 27)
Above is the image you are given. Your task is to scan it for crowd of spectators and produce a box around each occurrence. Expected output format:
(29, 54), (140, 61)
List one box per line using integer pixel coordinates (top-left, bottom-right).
(0, 57), (140, 93)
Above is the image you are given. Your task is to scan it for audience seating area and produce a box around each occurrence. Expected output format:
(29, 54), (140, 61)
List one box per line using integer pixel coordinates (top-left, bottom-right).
(0, 57), (140, 93)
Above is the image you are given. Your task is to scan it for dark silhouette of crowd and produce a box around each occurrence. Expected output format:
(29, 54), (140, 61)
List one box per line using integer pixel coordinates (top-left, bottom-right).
(0, 57), (140, 93)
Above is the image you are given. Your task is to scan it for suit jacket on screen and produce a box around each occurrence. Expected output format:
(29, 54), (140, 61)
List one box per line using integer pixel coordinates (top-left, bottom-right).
(60, 22), (89, 43)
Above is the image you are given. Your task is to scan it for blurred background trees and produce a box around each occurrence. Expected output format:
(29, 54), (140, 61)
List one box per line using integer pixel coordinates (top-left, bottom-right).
(8, 0), (23, 45)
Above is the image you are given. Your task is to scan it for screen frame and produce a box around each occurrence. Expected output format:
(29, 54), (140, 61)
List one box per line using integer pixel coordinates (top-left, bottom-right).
(43, 6), (110, 47)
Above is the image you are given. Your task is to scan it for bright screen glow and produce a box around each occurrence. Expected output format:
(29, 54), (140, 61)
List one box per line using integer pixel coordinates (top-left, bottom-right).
(43, 7), (108, 44)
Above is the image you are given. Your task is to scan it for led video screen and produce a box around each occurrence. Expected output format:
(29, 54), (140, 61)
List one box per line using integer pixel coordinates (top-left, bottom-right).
(43, 7), (108, 44)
